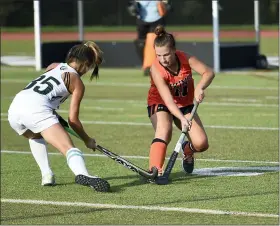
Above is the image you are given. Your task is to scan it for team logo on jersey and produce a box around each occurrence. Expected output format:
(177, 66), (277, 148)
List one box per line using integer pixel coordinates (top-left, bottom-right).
(60, 66), (67, 70)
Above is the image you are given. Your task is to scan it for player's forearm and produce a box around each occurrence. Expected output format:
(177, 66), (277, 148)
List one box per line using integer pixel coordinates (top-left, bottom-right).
(196, 71), (215, 90)
(68, 118), (90, 143)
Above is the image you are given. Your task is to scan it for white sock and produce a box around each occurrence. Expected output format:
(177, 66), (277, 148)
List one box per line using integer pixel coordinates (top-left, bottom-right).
(66, 148), (90, 176)
(29, 138), (53, 177)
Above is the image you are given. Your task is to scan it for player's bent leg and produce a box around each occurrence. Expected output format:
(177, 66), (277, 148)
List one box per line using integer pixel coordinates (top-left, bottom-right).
(187, 113), (209, 152)
(40, 123), (75, 155)
(41, 124), (110, 192)
(181, 113), (209, 174)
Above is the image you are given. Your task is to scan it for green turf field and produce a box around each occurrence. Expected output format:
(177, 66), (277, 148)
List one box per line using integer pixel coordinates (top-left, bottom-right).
(1, 66), (279, 225)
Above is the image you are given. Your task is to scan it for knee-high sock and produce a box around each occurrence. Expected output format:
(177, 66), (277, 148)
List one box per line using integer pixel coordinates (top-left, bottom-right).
(66, 148), (91, 176)
(183, 142), (195, 156)
(149, 138), (167, 174)
(29, 138), (53, 177)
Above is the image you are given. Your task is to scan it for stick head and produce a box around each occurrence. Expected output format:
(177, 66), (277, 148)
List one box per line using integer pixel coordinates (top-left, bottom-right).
(150, 166), (159, 179)
(155, 176), (169, 185)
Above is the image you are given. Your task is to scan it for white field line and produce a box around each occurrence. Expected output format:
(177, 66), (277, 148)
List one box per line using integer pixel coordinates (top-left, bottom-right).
(266, 96), (279, 99)
(1, 117), (278, 131)
(83, 99), (279, 108)
(208, 113), (277, 117)
(1, 150), (279, 165)
(221, 69), (279, 77)
(1, 199), (278, 218)
(221, 98), (260, 103)
(1, 99), (278, 109)
(222, 71), (278, 76)
(203, 102), (278, 107)
(83, 106), (124, 111)
(93, 101), (278, 108)
(0, 79), (278, 90)
(211, 85), (278, 91)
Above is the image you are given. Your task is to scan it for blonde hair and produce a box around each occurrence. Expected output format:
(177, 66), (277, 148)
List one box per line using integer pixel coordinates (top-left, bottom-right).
(66, 41), (104, 80)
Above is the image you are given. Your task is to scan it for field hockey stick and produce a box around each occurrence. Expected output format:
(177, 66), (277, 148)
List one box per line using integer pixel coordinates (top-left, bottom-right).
(58, 116), (158, 179)
(155, 100), (199, 185)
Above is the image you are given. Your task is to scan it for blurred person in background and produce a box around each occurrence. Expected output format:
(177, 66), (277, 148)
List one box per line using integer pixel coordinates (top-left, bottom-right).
(128, 0), (171, 76)
(8, 41), (110, 192)
(147, 25), (215, 178)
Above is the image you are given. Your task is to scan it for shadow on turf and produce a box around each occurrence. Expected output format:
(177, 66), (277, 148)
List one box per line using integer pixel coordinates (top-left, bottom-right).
(101, 171), (209, 192)
(43, 175), (144, 192)
(36, 165), (280, 193)
(1, 207), (110, 223)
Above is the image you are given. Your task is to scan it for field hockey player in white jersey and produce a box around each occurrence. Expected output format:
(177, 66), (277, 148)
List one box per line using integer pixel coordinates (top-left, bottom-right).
(8, 41), (110, 192)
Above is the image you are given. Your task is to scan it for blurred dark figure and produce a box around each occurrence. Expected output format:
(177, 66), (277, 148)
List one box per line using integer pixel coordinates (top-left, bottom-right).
(128, 0), (171, 76)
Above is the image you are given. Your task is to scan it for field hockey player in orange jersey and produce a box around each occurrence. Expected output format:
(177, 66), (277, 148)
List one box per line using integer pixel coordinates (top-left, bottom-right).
(147, 25), (215, 179)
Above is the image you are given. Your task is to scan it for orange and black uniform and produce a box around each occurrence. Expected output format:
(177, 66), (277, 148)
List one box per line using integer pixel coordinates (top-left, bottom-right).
(147, 50), (194, 118)
(147, 50), (195, 174)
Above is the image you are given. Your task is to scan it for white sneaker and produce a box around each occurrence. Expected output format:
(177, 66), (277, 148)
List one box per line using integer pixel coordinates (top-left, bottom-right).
(41, 173), (55, 186)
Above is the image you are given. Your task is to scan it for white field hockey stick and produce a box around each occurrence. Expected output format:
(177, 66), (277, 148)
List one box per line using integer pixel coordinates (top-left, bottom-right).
(58, 116), (158, 179)
(155, 100), (199, 185)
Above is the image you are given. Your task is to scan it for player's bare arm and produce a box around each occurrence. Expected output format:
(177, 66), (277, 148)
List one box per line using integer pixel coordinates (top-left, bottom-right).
(188, 56), (215, 102)
(66, 73), (91, 144)
(189, 56), (215, 90)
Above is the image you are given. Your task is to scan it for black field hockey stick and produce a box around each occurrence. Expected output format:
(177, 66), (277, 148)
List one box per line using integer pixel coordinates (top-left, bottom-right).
(58, 116), (158, 179)
(155, 100), (199, 185)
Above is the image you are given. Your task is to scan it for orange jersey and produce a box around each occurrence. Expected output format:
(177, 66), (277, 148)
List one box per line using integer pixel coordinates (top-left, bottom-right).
(147, 50), (194, 107)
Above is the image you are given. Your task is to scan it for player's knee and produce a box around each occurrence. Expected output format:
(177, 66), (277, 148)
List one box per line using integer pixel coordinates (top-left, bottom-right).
(193, 140), (209, 152)
(164, 131), (172, 144)
(155, 134), (171, 145)
(155, 127), (172, 144)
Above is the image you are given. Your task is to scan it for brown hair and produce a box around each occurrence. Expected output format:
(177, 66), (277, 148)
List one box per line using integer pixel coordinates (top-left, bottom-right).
(66, 41), (104, 80)
(154, 25), (176, 49)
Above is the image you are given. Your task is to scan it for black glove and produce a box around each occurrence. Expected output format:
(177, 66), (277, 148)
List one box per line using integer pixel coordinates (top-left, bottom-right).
(127, 0), (140, 18)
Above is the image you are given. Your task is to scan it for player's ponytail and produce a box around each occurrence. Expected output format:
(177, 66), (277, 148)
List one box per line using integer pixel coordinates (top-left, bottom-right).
(66, 41), (104, 80)
(154, 25), (176, 49)
(84, 41), (104, 80)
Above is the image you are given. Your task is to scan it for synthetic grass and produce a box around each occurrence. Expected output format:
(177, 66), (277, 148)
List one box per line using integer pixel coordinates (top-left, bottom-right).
(1, 67), (279, 225)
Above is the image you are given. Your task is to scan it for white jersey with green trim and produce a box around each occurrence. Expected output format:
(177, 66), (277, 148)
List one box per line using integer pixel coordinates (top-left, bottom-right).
(9, 63), (78, 113)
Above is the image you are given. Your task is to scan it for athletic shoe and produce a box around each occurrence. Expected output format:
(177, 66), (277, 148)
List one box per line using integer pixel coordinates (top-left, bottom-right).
(181, 141), (194, 174)
(41, 173), (56, 186)
(75, 175), (110, 192)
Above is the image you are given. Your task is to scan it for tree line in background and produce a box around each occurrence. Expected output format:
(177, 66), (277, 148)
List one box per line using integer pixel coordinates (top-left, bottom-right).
(0, 0), (279, 27)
